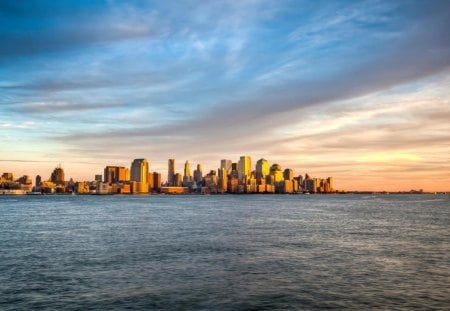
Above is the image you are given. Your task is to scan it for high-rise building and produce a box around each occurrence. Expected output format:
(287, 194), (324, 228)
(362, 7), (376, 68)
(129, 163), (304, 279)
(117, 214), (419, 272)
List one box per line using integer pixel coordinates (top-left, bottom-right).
(327, 177), (333, 192)
(153, 172), (161, 191)
(104, 166), (129, 183)
(168, 159), (175, 186)
(194, 164), (203, 183)
(270, 164), (284, 182)
(220, 159), (232, 174)
(183, 160), (191, 182)
(238, 156), (251, 181)
(256, 158), (270, 179)
(283, 168), (294, 181)
(50, 165), (65, 185)
(95, 174), (103, 182)
(148, 172), (154, 190)
(35, 175), (41, 191)
(130, 158), (149, 183)
(218, 167), (228, 193)
(173, 173), (182, 187)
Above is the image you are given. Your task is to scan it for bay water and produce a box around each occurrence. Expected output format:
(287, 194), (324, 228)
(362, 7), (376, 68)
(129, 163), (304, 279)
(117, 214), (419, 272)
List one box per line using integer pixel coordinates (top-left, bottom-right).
(1, 194), (449, 310)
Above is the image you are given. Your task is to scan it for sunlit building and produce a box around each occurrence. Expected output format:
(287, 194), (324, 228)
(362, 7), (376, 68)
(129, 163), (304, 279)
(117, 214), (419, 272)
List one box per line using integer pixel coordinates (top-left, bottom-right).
(220, 159), (232, 174)
(270, 164), (284, 183)
(168, 159), (175, 186)
(194, 164), (203, 183)
(131, 159), (149, 184)
(130, 158), (149, 193)
(104, 166), (129, 183)
(50, 165), (65, 186)
(283, 168), (294, 181)
(256, 158), (270, 180)
(218, 167), (228, 193)
(183, 160), (191, 183)
(153, 172), (161, 191)
(238, 156), (251, 181)
(173, 173), (182, 187)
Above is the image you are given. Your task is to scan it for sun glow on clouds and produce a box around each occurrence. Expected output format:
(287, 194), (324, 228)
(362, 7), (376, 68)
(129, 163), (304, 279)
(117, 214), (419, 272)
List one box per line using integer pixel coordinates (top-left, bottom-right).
(0, 0), (449, 191)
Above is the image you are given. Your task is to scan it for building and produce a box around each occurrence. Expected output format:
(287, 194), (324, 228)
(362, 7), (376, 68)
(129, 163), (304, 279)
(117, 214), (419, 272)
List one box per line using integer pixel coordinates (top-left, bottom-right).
(130, 158), (149, 193)
(256, 158), (270, 179)
(104, 166), (129, 183)
(2, 172), (13, 181)
(153, 172), (161, 191)
(50, 165), (65, 186)
(194, 164), (203, 183)
(218, 167), (228, 193)
(220, 159), (232, 174)
(283, 168), (294, 181)
(270, 164), (284, 183)
(34, 175), (42, 192)
(183, 160), (191, 183)
(131, 159), (149, 184)
(95, 174), (103, 182)
(238, 156), (251, 181)
(173, 173), (182, 187)
(168, 159), (175, 186)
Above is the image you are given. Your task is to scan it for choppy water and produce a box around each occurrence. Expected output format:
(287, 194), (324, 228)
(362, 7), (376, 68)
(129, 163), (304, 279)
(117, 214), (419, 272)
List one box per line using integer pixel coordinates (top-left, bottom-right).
(0, 194), (449, 310)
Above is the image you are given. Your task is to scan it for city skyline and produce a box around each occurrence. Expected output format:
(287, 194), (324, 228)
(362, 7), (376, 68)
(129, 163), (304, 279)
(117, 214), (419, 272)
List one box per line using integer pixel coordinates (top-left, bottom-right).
(1, 1), (449, 192)
(1, 155), (334, 195)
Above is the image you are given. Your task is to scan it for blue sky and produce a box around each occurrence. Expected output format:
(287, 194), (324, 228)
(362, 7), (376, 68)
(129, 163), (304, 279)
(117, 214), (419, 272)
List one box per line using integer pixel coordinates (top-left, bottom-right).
(1, 0), (449, 190)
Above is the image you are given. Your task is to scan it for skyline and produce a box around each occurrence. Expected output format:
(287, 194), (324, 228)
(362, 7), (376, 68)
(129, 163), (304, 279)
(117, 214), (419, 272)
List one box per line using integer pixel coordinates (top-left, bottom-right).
(1, 1), (450, 191)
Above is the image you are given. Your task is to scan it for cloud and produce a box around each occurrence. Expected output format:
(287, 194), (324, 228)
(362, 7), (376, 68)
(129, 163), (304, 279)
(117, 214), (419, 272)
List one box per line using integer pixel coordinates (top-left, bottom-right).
(0, 2), (167, 59)
(11, 101), (123, 114)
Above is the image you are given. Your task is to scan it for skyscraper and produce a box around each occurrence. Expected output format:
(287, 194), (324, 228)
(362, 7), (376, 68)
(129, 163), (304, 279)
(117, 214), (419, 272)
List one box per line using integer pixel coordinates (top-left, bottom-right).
(194, 163), (203, 183)
(168, 159), (175, 186)
(50, 165), (65, 185)
(283, 168), (294, 181)
(238, 156), (251, 181)
(130, 158), (149, 183)
(220, 159), (232, 174)
(183, 160), (191, 182)
(256, 158), (270, 179)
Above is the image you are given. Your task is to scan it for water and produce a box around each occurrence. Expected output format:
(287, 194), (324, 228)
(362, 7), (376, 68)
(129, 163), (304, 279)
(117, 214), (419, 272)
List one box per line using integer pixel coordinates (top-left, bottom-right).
(0, 194), (449, 310)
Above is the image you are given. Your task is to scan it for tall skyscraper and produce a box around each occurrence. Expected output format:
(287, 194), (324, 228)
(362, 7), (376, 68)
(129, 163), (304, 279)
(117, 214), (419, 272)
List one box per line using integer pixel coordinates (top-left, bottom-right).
(50, 165), (65, 185)
(283, 168), (294, 181)
(256, 158), (270, 179)
(153, 172), (161, 191)
(194, 164), (203, 183)
(130, 158), (149, 183)
(220, 159), (232, 174)
(183, 160), (191, 182)
(238, 156), (251, 181)
(168, 159), (175, 186)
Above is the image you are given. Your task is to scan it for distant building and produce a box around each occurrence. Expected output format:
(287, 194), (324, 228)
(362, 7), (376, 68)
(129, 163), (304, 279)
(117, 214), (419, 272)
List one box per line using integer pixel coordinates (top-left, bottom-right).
(153, 172), (161, 191)
(256, 158), (270, 179)
(238, 156), (251, 181)
(270, 164), (283, 183)
(183, 160), (191, 183)
(168, 159), (175, 186)
(2, 172), (13, 181)
(95, 174), (103, 182)
(130, 159), (149, 193)
(283, 168), (294, 181)
(50, 165), (65, 186)
(173, 173), (182, 187)
(194, 164), (203, 183)
(104, 166), (129, 183)
(220, 159), (232, 174)
(131, 159), (149, 184)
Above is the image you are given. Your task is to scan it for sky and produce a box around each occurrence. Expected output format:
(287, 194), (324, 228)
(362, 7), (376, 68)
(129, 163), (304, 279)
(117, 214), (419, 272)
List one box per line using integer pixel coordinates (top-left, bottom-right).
(1, 0), (449, 191)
